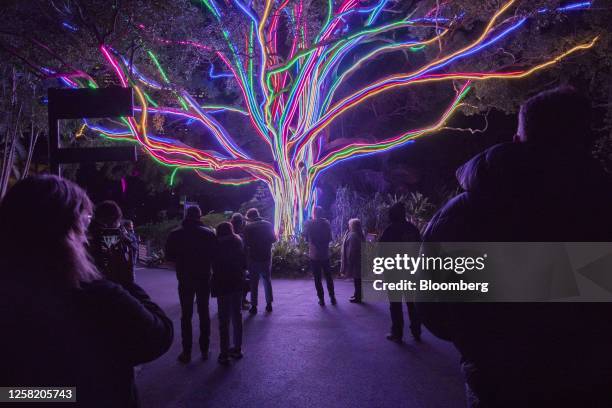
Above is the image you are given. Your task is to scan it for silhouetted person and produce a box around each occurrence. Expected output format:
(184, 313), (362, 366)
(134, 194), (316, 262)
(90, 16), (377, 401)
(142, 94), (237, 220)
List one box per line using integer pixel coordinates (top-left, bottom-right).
(123, 219), (139, 265)
(211, 222), (246, 365)
(0, 176), (172, 408)
(419, 87), (612, 407)
(230, 212), (245, 237)
(88, 200), (136, 285)
(341, 218), (365, 303)
(243, 208), (276, 314)
(380, 202), (422, 342)
(231, 212), (250, 310)
(304, 206), (336, 305)
(165, 205), (216, 363)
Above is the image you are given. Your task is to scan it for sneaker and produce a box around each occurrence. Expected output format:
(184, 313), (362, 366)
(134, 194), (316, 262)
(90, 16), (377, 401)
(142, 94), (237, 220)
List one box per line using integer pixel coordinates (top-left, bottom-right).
(330, 297), (337, 305)
(229, 347), (243, 359)
(177, 351), (191, 364)
(249, 306), (258, 315)
(242, 300), (251, 310)
(349, 297), (362, 304)
(265, 303), (273, 312)
(318, 298), (325, 306)
(386, 334), (403, 344)
(217, 353), (230, 365)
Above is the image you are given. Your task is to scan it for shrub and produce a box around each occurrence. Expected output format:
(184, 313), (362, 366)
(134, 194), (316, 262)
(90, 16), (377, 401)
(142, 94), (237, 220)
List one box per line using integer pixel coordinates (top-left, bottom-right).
(135, 218), (181, 252)
(271, 237), (342, 277)
(332, 187), (436, 237)
(201, 212), (229, 228)
(135, 211), (229, 254)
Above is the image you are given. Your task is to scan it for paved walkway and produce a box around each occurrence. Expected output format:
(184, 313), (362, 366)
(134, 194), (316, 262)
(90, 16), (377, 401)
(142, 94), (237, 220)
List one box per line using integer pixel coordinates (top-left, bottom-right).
(135, 268), (466, 408)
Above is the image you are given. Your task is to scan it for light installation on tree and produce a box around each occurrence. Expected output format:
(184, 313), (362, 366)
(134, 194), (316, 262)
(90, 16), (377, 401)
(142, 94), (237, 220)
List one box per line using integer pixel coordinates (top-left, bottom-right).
(50, 0), (596, 237)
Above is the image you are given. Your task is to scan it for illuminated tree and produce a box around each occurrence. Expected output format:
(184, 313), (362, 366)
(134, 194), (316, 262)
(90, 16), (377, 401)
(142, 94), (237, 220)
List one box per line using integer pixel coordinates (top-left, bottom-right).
(0, 0), (601, 237)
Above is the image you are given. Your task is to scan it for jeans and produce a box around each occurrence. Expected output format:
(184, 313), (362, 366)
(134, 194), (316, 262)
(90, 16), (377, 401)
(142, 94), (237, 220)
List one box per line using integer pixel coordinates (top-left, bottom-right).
(217, 291), (243, 355)
(249, 259), (273, 306)
(389, 301), (421, 339)
(311, 259), (335, 299)
(178, 279), (210, 353)
(353, 278), (362, 300)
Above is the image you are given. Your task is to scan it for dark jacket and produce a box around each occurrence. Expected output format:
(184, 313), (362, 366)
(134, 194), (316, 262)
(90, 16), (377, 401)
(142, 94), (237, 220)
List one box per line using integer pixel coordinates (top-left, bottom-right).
(379, 220), (421, 243)
(165, 219), (216, 284)
(243, 217), (277, 262)
(303, 218), (333, 260)
(0, 278), (173, 408)
(211, 235), (246, 297)
(419, 142), (612, 406)
(341, 231), (363, 278)
(88, 223), (135, 285)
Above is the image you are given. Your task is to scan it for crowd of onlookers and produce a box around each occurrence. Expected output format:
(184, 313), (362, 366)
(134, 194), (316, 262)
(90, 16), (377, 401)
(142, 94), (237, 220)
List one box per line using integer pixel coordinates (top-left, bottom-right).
(2, 87), (612, 407)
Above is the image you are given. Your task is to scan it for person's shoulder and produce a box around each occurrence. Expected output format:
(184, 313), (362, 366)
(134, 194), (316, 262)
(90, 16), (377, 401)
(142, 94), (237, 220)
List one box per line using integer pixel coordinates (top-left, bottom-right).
(423, 192), (471, 241)
(198, 224), (216, 234)
(233, 235), (244, 248)
(168, 225), (184, 236)
(406, 221), (419, 233)
(78, 279), (129, 303)
(346, 231), (360, 242)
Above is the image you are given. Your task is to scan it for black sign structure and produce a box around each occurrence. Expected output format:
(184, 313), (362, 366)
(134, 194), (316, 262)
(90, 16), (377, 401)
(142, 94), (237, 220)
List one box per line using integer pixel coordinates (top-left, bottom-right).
(48, 87), (137, 175)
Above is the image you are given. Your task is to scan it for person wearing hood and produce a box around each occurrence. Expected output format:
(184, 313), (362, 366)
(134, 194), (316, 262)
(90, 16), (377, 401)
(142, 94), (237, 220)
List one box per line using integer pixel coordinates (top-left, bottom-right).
(165, 205), (217, 363)
(418, 87), (612, 406)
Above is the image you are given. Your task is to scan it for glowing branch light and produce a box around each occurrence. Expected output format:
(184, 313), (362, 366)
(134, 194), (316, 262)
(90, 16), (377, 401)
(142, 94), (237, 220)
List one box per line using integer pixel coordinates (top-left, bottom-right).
(52, 0), (596, 237)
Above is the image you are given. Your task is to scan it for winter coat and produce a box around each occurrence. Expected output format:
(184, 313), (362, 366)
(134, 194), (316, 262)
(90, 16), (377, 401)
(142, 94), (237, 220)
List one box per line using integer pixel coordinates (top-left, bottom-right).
(88, 223), (135, 285)
(419, 142), (612, 406)
(243, 217), (277, 262)
(341, 231), (363, 278)
(165, 219), (216, 285)
(0, 278), (173, 408)
(211, 235), (246, 297)
(379, 221), (421, 243)
(303, 218), (333, 260)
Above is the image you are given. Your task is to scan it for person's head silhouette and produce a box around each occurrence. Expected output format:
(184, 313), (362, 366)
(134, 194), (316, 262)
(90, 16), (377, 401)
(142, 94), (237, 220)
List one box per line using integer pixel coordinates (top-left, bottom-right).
(216, 221), (235, 238)
(312, 206), (326, 220)
(185, 205), (202, 221)
(0, 175), (99, 287)
(246, 208), (260, 221)
(388, 202), (406, 224)
(516, 86), (591, 150)
(94, 200), (123, 228)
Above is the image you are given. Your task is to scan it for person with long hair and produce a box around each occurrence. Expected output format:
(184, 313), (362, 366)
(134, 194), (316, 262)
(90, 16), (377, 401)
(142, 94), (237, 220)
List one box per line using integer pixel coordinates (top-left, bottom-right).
(341, 218), (365, 303)
(211, 221), (246, 365)
(0, 175), (173, 408)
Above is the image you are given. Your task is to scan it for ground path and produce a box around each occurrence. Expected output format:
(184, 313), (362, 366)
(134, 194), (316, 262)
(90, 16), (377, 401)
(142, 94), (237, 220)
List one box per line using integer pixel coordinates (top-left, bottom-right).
(135, 267), (466, 408)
